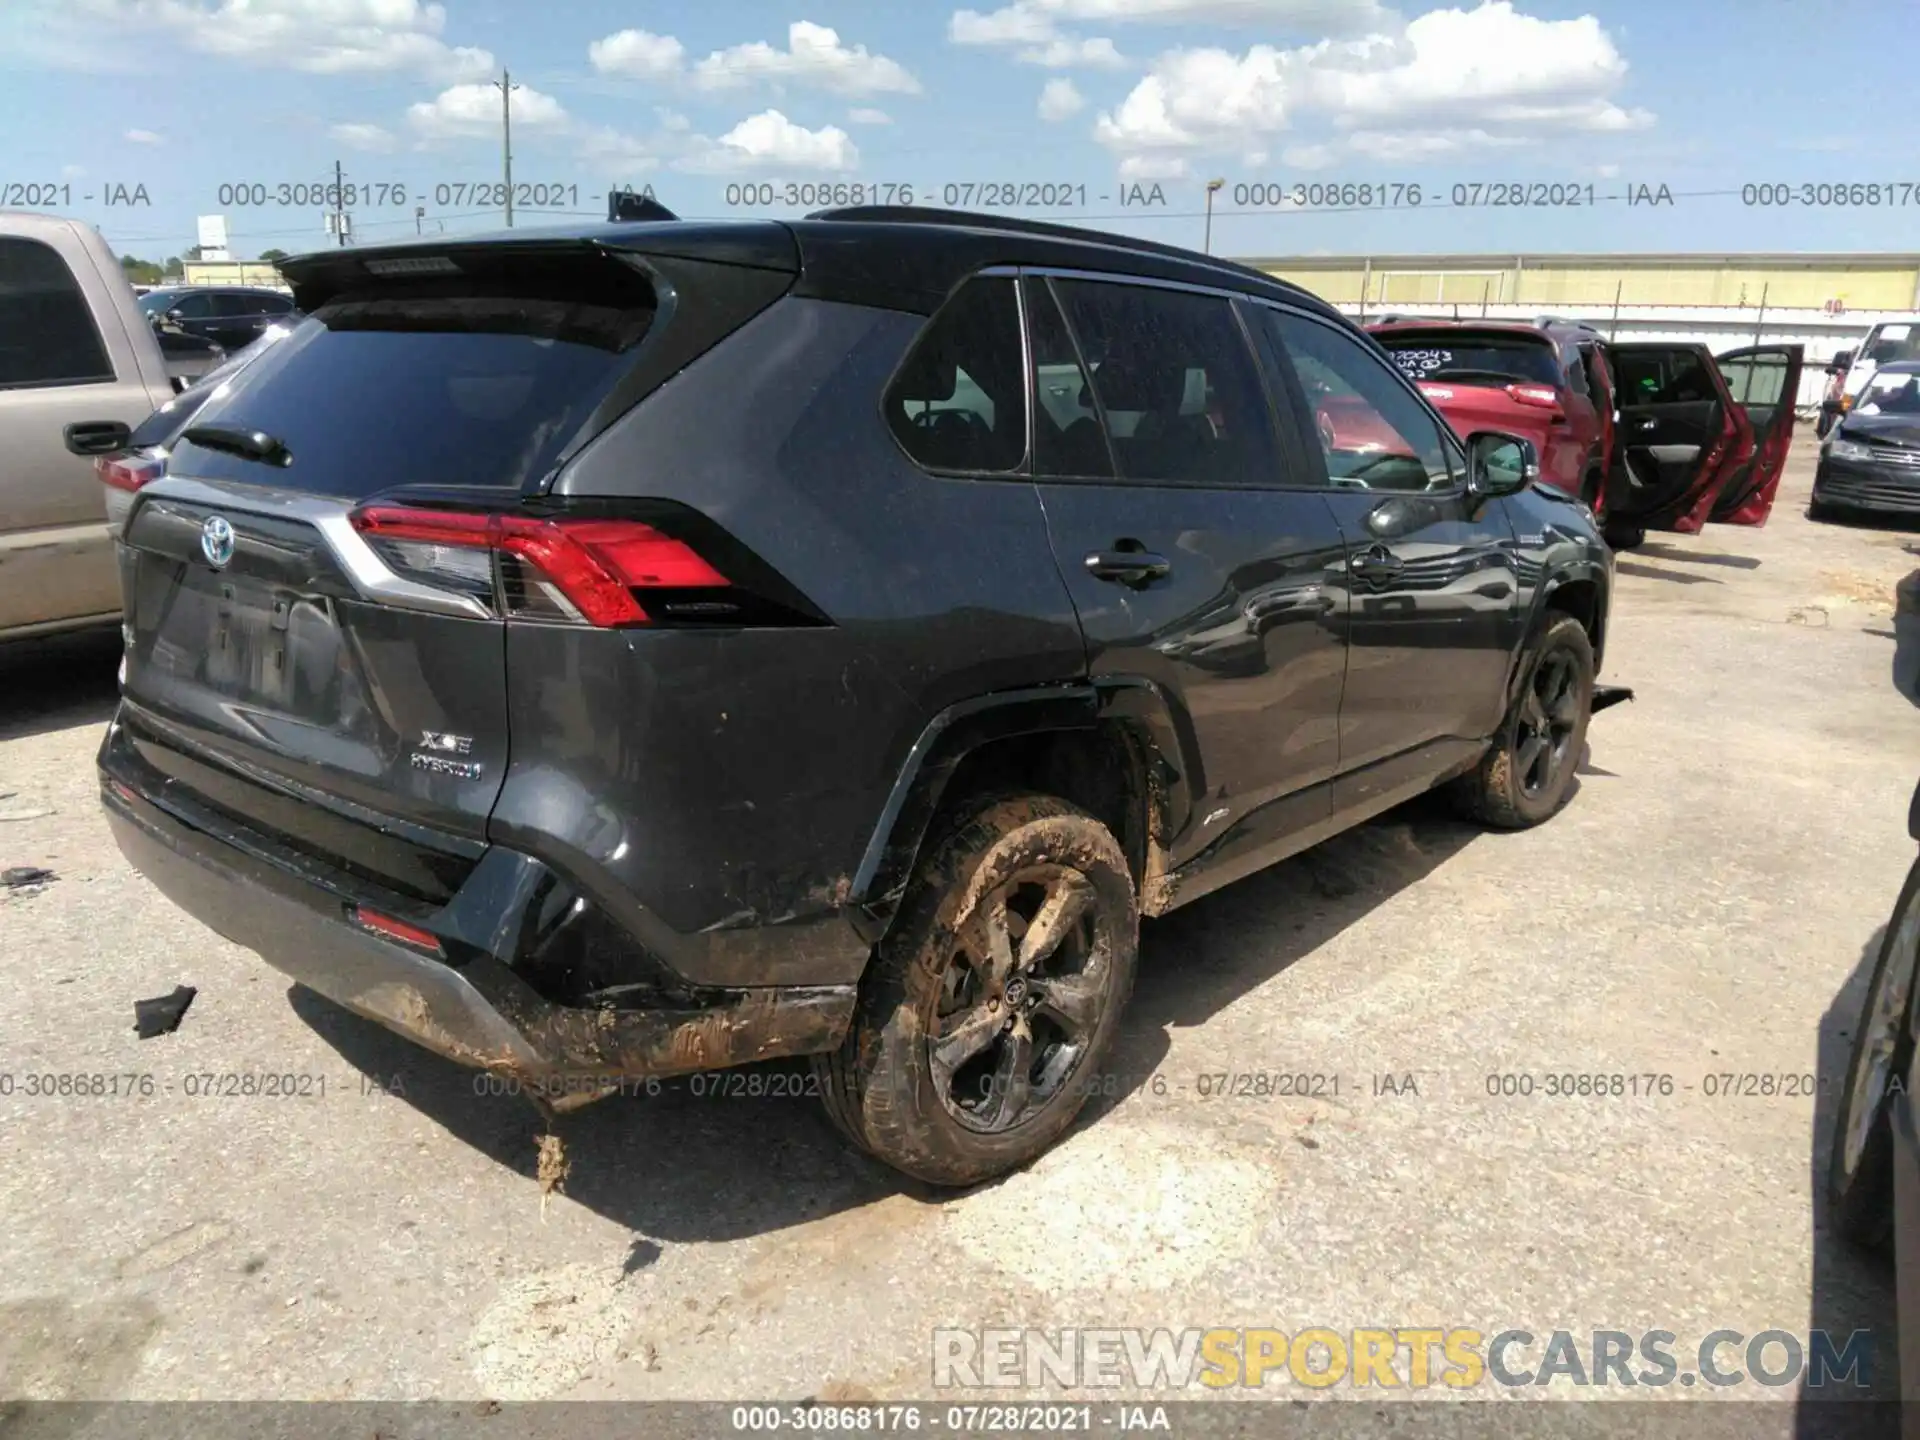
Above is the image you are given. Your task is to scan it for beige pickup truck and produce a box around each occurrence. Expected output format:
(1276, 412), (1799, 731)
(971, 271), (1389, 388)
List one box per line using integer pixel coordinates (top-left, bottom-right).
(0, 211), (175, 642)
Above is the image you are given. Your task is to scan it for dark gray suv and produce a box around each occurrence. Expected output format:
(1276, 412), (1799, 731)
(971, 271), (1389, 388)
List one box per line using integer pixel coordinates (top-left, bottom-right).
(98, 208), (1617, 1184)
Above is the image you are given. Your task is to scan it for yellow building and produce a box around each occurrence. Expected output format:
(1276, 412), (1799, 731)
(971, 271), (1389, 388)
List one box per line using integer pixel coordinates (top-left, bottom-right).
(179, 260), (290, 289)
(1243, 252), (1920, 315)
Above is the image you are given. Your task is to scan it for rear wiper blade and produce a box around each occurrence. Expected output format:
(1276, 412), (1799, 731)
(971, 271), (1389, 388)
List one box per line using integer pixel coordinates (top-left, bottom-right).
(182, 424), (292, 467)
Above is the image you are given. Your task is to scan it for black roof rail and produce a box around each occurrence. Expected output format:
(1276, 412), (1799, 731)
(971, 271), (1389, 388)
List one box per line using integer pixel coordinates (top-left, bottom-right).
(802, 204), (1289, 288)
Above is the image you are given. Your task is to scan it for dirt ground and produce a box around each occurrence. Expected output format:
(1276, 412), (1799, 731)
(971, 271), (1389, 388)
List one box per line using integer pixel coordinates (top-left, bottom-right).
(2, 437), (1917, 1423)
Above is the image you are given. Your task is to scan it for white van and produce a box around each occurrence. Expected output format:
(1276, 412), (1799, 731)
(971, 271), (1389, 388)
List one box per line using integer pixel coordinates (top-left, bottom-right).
(1840, 320), (1920, 410)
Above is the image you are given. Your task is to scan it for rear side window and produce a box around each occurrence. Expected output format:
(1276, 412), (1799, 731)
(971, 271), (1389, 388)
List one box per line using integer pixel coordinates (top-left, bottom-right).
(1049, 279), (1277, 487)
(1375, 331), (1562, 389)
(0, 236), (113, 389)
(884, 277), (1025, 473)
(173, 252), (661, 496)
(1719, 353), (1791, 407)
(1025, 277), (1112, 480)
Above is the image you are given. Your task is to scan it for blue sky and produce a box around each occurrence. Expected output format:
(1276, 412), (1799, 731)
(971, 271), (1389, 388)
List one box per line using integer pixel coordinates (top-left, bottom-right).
(1, 0), (1912, 263)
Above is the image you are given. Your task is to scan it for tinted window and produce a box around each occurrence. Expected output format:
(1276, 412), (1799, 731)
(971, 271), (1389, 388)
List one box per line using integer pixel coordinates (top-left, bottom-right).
(258, 293), (295, 314)
(168, 292), (216, 319)
(1025, 278), (1112, 479)
(1614, 347), (1715, 404)
(210, 292), (264, 318)
(1560, 344), (1590, 397)
(0, 236), (114, 389)
(1374, 330), (1562, 388)
(884, 277), (1025, 473)
(1719, 353), (1789, 407)
(174, 252), (661, 496)
(1050, 280), (1277, 486)
(1268, 311), (1453, 493)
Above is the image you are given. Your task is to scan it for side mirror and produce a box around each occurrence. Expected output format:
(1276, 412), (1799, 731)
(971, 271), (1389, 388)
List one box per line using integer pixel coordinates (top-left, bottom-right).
(1832, 349), (1854, 372)
(1465, 430), (1537, 499)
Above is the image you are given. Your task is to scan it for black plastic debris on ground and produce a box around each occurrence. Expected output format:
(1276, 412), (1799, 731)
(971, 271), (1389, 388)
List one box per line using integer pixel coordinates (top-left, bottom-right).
(134, 985), (197, 1038)
(2, 866), (56, 889)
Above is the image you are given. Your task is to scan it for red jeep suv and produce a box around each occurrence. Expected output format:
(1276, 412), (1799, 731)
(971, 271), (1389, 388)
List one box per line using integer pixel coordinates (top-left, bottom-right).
(1368, 317), (1616, 514)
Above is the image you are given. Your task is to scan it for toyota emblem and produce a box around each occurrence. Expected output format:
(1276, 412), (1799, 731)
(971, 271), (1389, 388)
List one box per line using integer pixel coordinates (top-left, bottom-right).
(200, 515), (236, 568)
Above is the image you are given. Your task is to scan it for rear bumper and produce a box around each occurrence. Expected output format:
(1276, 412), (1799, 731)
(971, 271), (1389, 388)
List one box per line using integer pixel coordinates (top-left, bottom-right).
(1814, 459), (1920, 514)
(101, 752), (857, 1094)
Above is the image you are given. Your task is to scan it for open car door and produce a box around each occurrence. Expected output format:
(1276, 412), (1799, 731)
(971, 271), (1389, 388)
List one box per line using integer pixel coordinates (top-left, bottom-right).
(1707, 345), (1805, 525)
(1605, 343), (1754, 534)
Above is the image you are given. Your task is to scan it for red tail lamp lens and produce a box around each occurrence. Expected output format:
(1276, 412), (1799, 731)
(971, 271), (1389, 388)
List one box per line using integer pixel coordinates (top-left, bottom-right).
(351, 906), (444, 954)
(348, 506), (729, 627)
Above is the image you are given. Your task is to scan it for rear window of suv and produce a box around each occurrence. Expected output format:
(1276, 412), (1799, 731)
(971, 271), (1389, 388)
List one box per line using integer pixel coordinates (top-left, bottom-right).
(171, 250), (659, 496)
(1374, 330), (1562, 389)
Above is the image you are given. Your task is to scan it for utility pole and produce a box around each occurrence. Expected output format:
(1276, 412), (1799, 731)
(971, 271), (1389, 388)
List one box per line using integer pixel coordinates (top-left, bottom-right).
(327, 159), (351, 247)
(493, 69), (520, 227)
(1203, 177), (1224, 255)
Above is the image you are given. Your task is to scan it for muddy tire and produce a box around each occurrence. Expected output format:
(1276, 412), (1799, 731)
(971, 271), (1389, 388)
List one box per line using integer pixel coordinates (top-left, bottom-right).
(1451, 614), (1594, 830)
(813, 794), (1138, 1187)
(1828, 859), (1920, 1251)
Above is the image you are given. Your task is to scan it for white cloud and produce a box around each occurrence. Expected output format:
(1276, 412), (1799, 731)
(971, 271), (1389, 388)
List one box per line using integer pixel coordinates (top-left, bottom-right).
(1038, 77), (1085, 120)
(676, 108), (860, 172)
(329, 121), (396, 151)
(1118, 153), (1190, 180)
(950, 4), (1126, 67)
(61, 164), (87, 179)
(848, 106), (893, 124)
(1028, 0), (1395, 30)
(1093, 2), (1651, 170)
(1281, 141), (1336, 168)
(690, 21), (920, 95)
(124, 127), (163, 144)
(89, 0), (495, 82)
(1025, 35), (1126, 66)
(588, 27), (685, 78)
(407, 82), (568, 140)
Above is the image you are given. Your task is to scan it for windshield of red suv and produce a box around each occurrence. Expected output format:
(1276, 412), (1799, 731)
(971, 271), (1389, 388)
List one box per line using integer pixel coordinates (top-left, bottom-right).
(1375, 332), (1562, 389)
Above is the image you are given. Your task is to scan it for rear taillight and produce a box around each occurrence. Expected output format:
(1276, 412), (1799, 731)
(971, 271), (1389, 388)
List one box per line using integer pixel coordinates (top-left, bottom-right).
(96, 451), (166, 494)
(1503, 384), (1563, 410)
(348, 505), (730, 627)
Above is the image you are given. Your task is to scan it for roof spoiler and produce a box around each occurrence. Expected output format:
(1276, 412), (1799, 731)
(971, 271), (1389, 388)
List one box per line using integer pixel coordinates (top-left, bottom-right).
(608, 189), (679, 223)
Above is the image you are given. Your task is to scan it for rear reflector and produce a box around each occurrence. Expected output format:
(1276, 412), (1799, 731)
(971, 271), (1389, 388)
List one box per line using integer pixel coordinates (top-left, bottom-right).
(96, 451), (166, 494)
(349, 505), (729, 627)
(350, 906), (444, 954)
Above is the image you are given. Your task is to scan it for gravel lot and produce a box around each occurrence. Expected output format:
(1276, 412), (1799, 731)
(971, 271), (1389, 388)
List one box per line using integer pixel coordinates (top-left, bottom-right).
(2, 438), (1917, 1420)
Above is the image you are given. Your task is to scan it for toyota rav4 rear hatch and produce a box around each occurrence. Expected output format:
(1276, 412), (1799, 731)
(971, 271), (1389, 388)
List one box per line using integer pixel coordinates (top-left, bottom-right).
(111, 235), (793, 906)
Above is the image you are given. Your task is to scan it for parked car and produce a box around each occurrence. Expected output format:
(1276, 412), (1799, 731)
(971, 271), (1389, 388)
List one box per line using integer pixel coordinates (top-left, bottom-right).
(90, 321), (298, 535)
(0, 210), (174, 643)
(1809, 362), (1920, 520)
(136, 285), (299, 354)
(1600, 341), (1803, 547)
(1834, 320), (1920, 420)
(152, 324), (225, 391)
(1828, 567), (1920, 1408)
(1367, 317), (1617, 515)
(99, 209), (1621, 1185)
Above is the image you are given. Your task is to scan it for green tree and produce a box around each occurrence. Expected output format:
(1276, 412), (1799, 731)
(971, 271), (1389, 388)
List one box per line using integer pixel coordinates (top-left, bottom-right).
(258, 248), (289, 263)
(118, 254), (165, 285)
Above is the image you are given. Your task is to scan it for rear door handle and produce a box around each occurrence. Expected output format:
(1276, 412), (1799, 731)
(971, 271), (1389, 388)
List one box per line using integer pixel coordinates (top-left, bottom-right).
(1085, 549), (1171, 588)
(1349, 545), (1405, 583)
